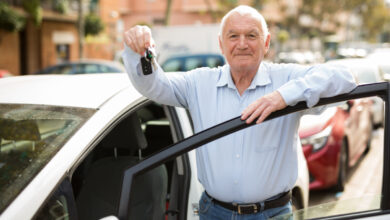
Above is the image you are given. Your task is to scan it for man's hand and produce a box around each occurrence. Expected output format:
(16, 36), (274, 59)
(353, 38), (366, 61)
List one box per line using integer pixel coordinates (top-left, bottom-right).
(241, 91), (287, 124)
(123, 25), (155, 56)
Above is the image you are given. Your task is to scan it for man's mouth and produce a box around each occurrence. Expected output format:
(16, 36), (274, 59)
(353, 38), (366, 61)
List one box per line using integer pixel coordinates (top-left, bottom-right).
(234, 54), (251, 56)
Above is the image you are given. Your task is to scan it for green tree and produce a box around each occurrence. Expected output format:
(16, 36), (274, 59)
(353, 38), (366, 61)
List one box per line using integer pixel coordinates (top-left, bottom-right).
(0, 2), (26, 32)
(296, 0), (390, 42)
(84, 13), (104, 36)
(22, 0), (42, 26)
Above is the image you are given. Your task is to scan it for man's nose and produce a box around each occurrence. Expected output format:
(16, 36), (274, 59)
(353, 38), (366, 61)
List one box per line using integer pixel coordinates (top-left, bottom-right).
(238, 35), (248, 48)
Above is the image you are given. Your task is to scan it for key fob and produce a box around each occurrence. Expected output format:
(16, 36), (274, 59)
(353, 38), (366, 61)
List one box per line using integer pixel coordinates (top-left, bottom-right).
(141, 57), (153, 75)
(141, 49), (154, 75)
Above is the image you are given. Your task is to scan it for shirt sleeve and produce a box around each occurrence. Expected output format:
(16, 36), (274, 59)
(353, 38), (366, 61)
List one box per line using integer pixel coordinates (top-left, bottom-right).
(277, 63), (357, 108)
(121, 44), (191, 108)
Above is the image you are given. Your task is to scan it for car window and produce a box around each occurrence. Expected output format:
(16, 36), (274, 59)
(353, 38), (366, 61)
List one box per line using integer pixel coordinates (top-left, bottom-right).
(34, 179), (77, 220)
(71, 102), (188, 220)
(100, 65), (122, 73)
(206, 56), (224, 68)
(289, 96), (383, 219)
(84, 64), (100, 73)
(184, 57), (203, 70)
(0, 104), (95, 213)
(162, 59), (182, 72)
(48, 65), (73, 74)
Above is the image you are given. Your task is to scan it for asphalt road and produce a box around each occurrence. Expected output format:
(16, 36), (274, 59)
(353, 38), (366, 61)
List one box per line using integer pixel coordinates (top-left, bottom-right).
(307, 128), (383, 216)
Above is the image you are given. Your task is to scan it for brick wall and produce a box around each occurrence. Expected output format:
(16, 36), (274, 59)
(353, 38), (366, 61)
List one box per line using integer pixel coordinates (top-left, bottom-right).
(40, 21), (79, 69)
(0, 30), (20, 75)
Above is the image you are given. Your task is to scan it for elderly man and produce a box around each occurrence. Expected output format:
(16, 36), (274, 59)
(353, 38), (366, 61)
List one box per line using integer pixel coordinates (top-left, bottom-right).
(122, 5), (356, 220)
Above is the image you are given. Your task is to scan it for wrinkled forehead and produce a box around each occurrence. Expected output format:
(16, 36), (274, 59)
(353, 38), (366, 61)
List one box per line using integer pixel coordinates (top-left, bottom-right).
(222, 12), (263, 35)
(219, 9), (268, 36)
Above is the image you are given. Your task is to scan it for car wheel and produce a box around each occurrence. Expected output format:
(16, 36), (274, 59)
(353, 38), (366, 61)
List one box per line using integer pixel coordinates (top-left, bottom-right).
(334, 140), (348, 192)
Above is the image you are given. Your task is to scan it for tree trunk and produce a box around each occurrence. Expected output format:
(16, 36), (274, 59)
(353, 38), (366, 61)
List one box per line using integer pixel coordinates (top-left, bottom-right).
(164, 0), (172, 26)
(78, 0), (84, 58)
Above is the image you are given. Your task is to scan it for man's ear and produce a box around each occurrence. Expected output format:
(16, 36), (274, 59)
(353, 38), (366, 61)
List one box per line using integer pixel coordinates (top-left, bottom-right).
(264, 33), (271, 53)
(218, 35), (224, 55)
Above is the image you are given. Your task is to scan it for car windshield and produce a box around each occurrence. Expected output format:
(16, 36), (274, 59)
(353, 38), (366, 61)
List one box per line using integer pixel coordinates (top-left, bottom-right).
(0, 104), (95, 212)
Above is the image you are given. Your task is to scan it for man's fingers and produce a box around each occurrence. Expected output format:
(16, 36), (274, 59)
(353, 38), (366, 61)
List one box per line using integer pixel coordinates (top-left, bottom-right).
(124, 25), (155, 55)
(143, 27), (152, 48)
(245, 103), (266, 124)
(241, 100), (260, 120)
(256, 107), (272, 124)
(135, 28), (146, 54)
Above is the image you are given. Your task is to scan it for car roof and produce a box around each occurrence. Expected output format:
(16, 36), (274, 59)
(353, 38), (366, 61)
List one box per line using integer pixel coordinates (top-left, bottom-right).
(0, 73), (140, 109)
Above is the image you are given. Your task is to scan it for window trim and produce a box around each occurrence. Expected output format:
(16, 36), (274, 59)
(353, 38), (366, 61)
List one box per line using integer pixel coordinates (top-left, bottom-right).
(118, 82), (390, 219)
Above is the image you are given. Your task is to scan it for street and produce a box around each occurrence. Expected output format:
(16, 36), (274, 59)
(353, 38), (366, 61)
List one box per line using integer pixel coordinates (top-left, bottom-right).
(308, 127), (383, 216)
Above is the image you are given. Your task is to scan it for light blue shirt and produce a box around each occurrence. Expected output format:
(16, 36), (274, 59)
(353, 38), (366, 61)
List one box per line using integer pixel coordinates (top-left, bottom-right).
(122, 45), (356, 203)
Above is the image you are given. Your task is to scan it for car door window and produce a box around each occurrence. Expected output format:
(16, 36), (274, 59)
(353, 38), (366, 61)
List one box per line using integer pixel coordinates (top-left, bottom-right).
(117, 83), (389, 220)
(71, 101), (189, 220)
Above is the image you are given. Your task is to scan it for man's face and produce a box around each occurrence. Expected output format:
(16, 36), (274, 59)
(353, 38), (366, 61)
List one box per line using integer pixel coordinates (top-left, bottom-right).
(219, 13), (270, 74)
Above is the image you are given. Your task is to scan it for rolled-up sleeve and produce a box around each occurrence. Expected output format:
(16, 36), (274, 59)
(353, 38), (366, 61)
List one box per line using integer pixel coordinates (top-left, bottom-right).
(277, 64), (357, 107)
(122, 45), (191, 108)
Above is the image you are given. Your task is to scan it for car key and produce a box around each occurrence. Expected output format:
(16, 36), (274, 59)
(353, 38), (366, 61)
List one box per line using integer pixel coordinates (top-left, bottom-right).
(141, 48), (154, 75)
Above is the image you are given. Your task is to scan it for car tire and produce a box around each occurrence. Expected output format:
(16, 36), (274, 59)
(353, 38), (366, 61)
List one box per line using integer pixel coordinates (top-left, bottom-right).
(334, 140), (348, 192)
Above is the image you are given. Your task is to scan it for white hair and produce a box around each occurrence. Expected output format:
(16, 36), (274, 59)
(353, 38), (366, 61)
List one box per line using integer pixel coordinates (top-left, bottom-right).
(219, 5), (269, 42)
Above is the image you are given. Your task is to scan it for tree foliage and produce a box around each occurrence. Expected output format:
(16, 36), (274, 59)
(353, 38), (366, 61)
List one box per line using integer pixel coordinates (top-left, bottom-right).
(22, 0), (42, 26)
(297, 0), (390, 41)
(0, 2), (26, 32)
(84, 13), (104, 36)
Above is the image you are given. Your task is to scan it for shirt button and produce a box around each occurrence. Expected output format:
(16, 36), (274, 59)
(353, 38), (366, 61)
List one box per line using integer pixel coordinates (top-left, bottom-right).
(236, 154), (240, 158)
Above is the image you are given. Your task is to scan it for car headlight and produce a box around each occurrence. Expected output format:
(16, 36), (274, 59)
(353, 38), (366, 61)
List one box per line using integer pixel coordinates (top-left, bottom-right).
(301, 126), (332, 152)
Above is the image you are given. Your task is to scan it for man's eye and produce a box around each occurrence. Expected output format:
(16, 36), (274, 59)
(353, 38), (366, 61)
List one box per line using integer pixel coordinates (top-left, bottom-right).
(248, 34), (257, 39)
(229, 35), (238, 39)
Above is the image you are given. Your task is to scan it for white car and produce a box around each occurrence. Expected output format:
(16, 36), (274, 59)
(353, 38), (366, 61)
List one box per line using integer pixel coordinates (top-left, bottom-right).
(0, 74), (388, 220)
(327, 58), (385, 128)
(0, 74), (307, 220)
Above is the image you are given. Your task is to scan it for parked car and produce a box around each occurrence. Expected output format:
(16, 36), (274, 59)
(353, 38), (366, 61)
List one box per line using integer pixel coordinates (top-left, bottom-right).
(327, 58), (385, 128)
(34, 59), (125, 75)
(0, 73), (307, 219)
(0, 70), (12, 78)
(299, 99), (373, 191)
(161, 54), (225, 72)
(366, 49), (390, 81)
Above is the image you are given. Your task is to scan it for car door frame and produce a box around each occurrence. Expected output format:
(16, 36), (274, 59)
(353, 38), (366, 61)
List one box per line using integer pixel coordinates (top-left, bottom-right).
(117, 82), (390, 220)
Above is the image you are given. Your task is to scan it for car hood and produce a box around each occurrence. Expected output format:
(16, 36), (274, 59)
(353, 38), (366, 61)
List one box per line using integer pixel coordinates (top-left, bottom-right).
(299, 106), (337, 137)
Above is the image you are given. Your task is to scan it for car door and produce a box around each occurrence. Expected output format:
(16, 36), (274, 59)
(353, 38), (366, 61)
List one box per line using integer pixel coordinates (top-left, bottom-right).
(116, 82), (390, 220)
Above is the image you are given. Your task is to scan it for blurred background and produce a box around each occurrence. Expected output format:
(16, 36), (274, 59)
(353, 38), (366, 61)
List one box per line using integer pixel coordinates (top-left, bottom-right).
(0, 0), (390, 76)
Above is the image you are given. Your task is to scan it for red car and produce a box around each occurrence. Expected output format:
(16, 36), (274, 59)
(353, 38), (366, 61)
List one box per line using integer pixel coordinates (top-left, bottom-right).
(0, 70), (12, 78)
(299, 99), (372, 191)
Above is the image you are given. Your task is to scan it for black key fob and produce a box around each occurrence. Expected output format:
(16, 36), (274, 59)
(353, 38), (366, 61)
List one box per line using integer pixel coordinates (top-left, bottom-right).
(141, 57), (153, 75)
(141, 49), (154, 75)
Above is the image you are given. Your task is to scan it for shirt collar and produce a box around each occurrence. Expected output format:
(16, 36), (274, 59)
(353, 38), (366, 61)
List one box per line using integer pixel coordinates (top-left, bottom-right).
(216, 63), (271, 90)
